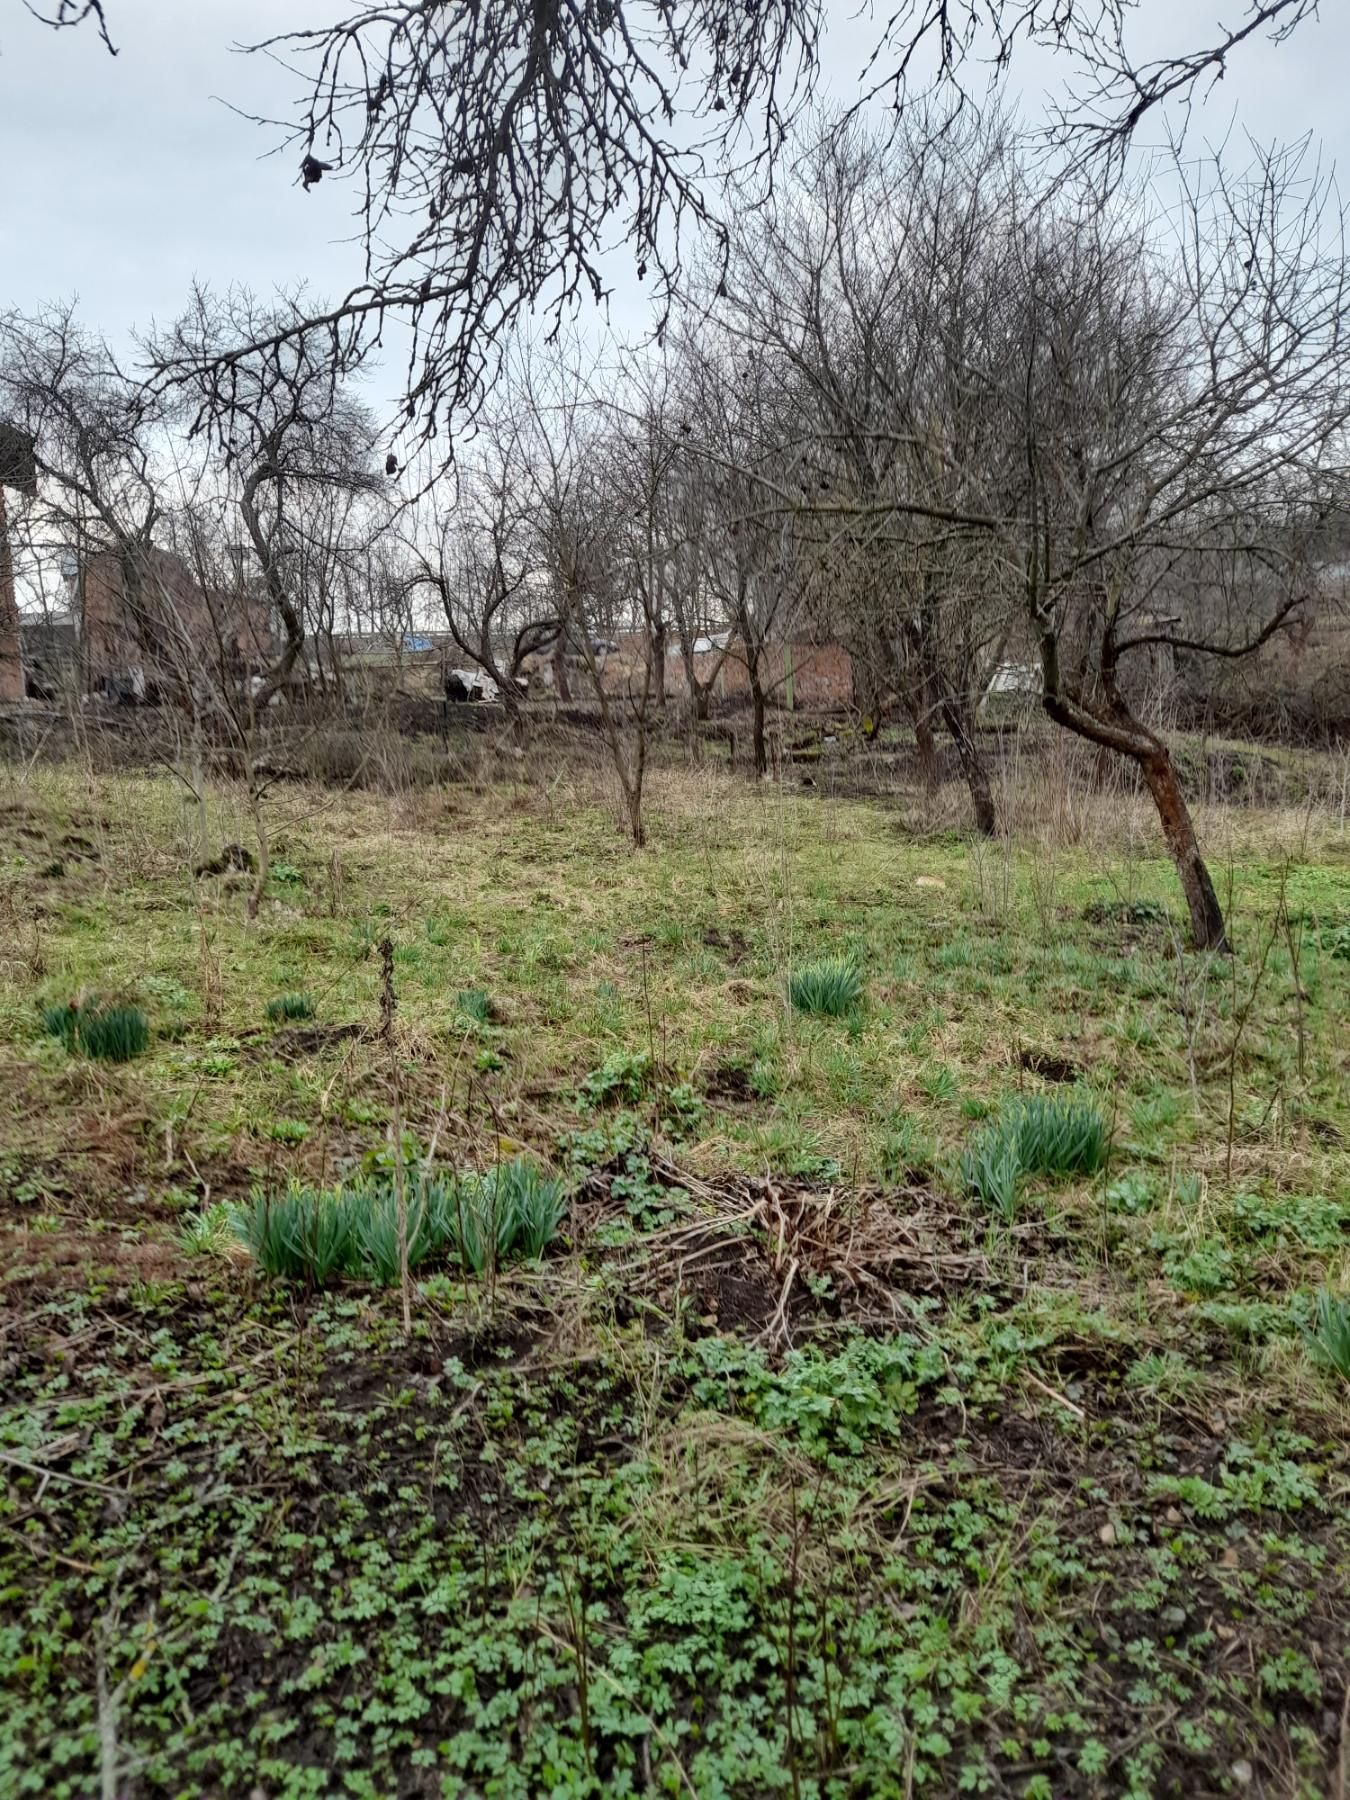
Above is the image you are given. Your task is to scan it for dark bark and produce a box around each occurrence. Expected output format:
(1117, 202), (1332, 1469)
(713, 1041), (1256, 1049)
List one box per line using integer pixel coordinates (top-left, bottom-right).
(1138, 748), (1230, 952)
(551, 633), (571, 702)
(650, 616), (667, 708)
(938, 694), (997, 836)
(1041, 686), (1231, 952)
(748, 666), (768, 776)
(899, 610), (994, 832)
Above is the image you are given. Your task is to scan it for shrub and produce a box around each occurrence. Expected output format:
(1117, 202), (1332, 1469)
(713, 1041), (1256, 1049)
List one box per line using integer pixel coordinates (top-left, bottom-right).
(789, 956), (864, 1018)
(960, 1094), (1108, 1217)
(266, 992), (316, 1023)
(1301, 1289), (1350, 1383)
(43, 999), (150, 1063)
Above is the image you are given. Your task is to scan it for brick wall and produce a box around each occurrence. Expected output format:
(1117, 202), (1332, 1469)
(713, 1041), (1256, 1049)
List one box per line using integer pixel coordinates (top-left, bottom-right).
(694, 640), (855, 709)
(81, 549), (272, 693)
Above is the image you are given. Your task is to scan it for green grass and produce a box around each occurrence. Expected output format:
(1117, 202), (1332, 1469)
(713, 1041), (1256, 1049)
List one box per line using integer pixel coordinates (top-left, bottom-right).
(960, 1094), (1108, 1218)
(1, 757), (1348, 1798)
(231, 1160), (568, 1286)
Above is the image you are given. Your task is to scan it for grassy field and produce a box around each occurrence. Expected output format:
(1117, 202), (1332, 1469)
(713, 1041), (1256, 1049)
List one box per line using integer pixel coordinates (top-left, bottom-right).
(2, 754), (1349, 1799)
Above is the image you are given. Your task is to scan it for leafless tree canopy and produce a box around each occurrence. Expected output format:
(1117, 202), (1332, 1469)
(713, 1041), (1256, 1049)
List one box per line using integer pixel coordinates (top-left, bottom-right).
(35, 0), (1328, 440)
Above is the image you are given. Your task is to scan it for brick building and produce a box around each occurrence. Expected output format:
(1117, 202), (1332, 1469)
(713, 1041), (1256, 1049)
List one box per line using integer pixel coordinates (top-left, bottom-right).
(593, 631), (856, 710)
(77, 547), (272, 700)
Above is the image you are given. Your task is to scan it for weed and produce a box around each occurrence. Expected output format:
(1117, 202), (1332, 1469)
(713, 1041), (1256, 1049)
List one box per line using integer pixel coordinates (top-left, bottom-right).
(350, 1179), (443, 1285)
(789, 956), (864, 1018)
(431, 1159), (567, 1272)
(266, 992), (316, 1023)
(960, 1133), (1025, 1220)
(179, 1201), (236, 1257)
(880, 1115), (936, 1182)
(919, 1064), (959, 1102)
(1013, 1093), (1109, 1176)
(1084, 897), (1170, 927)
(40, 1002), (80, 1052)
(497, 1158), (568, 1259)
(232, 1184), (360, 1282)
(660, 1081), (705, 1137)
(579, 1049), (653, 1107)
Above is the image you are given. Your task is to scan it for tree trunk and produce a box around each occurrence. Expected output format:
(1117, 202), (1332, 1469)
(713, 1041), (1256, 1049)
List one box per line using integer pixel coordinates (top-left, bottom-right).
(625, 779), (645, 848)
(914, 711), (939, 792)
(939, 696), (996, 836)
(749, 674), (768, 777)
(551, 635), (571, 702)
(0, 489), (25, 704)
(650, 616), (667, 709)
(1041, 681), (1231, 953)
(1138, 747), (1230, 952)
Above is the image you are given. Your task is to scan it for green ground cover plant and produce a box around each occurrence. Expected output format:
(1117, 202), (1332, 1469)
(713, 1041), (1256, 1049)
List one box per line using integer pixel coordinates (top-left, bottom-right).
(1, 759), (1347, 1797)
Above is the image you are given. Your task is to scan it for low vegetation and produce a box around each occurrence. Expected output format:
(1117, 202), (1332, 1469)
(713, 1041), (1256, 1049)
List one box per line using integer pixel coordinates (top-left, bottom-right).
(265, 990), (316, 1023)
(2, 757), (1348, 1798)
(40, 996), (150, 1062)
(788, 954), (866, 1019)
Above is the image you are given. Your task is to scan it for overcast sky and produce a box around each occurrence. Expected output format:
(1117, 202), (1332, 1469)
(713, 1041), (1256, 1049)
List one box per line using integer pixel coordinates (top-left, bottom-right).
(2, 0), (1348, 419)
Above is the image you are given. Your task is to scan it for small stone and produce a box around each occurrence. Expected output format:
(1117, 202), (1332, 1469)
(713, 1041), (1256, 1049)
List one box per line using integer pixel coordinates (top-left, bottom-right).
(915, 876), (946, 889)
(1098, 1522), (1117, 1545)
(1164, 1506), (1184, 1525)
(1220, 1546), (1241, 1568)
(1231, 1760), (1253, 1787)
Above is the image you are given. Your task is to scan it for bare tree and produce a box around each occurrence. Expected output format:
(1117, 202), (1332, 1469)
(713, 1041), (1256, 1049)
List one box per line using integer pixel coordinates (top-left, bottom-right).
(710, 116), (1019, 829)
(951, 139), (1349, 948)
(49, 0), (1313, 446)
(404, 437), (542, 735)
(677, 339), (814, 776)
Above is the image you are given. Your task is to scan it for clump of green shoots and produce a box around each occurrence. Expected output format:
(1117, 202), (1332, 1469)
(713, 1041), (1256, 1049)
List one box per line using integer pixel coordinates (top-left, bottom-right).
(455, 988), (494, 1026)
(789, 957), (864, 1018)
(42, 997), (150, 1063)
(232, 1156), (568, 1286)
(266, 992), (316, 1023)
(960, 1094), (1108, 1219)
(1301, 1289), (1350, 1384)
(233, 1183), (362, 1282)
